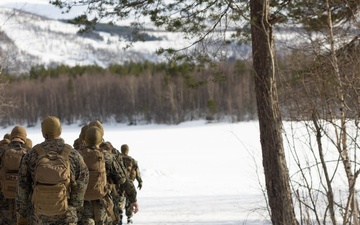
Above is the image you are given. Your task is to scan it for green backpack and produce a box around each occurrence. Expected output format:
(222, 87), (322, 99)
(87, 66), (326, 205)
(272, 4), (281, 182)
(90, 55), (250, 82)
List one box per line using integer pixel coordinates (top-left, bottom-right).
(79, 147), (108, 200)
(31, 144), (71, 216)
(0, 145), (27, 199)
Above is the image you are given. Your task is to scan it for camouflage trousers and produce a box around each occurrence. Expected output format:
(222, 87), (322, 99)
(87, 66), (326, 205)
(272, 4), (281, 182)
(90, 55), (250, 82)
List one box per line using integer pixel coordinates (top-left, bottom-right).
(81, 196), (114, 225)
(109, 185), (123, 225)
(0, 198), (16, 225)
(121, 195), (134, 219)
(33, 206), (79, 225)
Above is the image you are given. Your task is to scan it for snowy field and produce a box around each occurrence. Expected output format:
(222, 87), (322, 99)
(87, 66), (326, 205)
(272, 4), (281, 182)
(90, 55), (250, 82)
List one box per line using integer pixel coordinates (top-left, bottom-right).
(1, 120), (271, 225)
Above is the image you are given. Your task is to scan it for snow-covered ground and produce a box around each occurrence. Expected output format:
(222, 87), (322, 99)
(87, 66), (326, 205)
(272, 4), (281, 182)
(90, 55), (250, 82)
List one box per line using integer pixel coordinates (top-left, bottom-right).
(2, 119), (358, 224)
(1, 120), (270, 225)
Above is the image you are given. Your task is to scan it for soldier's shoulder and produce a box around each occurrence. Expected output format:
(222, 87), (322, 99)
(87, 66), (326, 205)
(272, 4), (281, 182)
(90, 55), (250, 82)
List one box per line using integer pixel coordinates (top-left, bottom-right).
(123, 154), (136, 162)
(0, 139), (10, 148)
(65, 144), (85, 161)
(100, 141), (113, 150)
(103, 150), (116, 161)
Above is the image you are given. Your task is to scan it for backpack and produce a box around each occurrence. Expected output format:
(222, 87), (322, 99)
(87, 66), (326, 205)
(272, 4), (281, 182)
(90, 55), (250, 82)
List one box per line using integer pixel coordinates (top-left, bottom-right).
(0, 145), (27, 199)
(122, 155), (137, 181)
(31, 144), (72, 216)
(79, 147), (108, 201)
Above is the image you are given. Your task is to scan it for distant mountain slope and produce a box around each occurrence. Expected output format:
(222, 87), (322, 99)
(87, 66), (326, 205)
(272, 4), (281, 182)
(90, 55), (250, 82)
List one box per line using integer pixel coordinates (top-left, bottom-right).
(0, 7), (196, 75)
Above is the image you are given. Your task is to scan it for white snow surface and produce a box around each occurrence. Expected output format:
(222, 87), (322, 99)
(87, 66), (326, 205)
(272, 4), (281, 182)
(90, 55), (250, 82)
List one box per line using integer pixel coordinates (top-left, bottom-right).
(1, 120), (270, 225)
(1, 119), (358, 224)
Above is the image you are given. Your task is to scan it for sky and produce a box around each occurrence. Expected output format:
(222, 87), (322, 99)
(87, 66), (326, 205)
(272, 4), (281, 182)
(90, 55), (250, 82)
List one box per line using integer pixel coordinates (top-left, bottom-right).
(1, 120), (270, 225)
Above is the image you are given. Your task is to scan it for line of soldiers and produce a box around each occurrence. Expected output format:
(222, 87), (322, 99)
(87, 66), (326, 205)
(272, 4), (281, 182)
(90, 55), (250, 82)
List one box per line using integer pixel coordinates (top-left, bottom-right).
(0, 116), (143, 225)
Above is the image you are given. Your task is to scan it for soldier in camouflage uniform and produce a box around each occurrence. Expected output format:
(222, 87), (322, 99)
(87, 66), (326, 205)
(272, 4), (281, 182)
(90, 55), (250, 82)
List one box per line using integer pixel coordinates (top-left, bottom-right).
(0, 126), (28, 225)
(80, 126), (139, 225)
(101, 141), (126, 225)
(0, 133), (11, 147)
(16, 116), (89, 225)
(24, 138), (33, 150)
(73, 124), (89, 150)
(119, 144), (142, 224)
(88, 120), (139, 225)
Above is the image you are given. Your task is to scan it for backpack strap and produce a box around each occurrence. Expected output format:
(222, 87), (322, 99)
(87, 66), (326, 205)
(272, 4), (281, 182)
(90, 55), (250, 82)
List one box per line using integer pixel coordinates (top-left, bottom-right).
(61, 144), (72, 158)
(33, 145), (46, 157)
(62, 144), (75, 186)
(33, 144), (72, 157)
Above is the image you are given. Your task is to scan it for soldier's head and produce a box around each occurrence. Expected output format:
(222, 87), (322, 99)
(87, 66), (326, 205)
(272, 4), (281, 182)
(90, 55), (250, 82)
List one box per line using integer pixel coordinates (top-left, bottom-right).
(79, 124), (89, 141)
(100, 141), (113, 151)
(85, 126), (103, 147)
(3, 133), (10, 141)
(10, 126), (27, 143)
(121, 144), (129, 155)
(73, 138), (80, 149)
(88, 120), (104, 137)
(41, 116), (62, 140)
(25, 138), (33, 149)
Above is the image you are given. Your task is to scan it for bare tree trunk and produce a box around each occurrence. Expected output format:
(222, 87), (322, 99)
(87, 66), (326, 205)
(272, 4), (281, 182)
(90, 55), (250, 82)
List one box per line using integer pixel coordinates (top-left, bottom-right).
(250, 1), (298, 224)
(324, 0), (359, 223)
(312, 115), (337, 224)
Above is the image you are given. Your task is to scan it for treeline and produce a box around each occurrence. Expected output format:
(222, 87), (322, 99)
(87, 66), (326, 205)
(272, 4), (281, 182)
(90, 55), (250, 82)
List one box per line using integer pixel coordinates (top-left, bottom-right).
(0, 61), (257, 127)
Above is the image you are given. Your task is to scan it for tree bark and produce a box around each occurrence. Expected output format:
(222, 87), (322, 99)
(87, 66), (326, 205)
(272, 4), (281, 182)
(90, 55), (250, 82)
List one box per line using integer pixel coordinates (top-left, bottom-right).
(250, 1), (298, 224)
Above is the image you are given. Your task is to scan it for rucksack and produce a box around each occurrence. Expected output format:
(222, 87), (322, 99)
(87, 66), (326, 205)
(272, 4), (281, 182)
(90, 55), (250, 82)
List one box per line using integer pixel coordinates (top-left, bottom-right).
(31, 144), (72, 216)
(0, 145), (27, 199)
(79, 147), (108, 200)
(122, 155), (137, 181)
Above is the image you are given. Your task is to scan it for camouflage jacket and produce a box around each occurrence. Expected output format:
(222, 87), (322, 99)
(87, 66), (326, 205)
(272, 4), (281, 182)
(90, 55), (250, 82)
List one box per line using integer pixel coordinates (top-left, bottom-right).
(16, 138), (89, 223)
(100, 142), (137, 203)
(121, 153), (143, 184)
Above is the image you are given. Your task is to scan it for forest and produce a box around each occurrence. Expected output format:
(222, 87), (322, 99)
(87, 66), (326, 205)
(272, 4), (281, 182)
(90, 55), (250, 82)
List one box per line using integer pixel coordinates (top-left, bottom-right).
(0, 60), (257, 127)
(1, 32), (359, 128)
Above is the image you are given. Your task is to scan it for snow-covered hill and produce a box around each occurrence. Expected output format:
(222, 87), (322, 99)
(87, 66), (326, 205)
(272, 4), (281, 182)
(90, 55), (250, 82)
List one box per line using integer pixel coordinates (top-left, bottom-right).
(0, 7), (202, 75)
(0, 4), (298, 76)
(0, 1), (307, 76)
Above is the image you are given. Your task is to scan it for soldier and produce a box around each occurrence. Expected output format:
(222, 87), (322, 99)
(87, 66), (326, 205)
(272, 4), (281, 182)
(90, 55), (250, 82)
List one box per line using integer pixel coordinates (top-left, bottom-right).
(73, 124), (89, 150)
(24, 138), (33, 150)
(0, 126), (28, 225)
(80, 126), (139, 225)
(16, 116), (89, 225)
(0, 133), (11, 147)
(119, 144), (143, 224)
(87, 120), (139, 225)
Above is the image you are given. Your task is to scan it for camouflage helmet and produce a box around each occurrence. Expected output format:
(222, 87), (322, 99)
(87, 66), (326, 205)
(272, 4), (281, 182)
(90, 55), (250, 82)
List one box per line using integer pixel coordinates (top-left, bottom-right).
(41, 116), (62, 139)
(10, 126), (27, 142)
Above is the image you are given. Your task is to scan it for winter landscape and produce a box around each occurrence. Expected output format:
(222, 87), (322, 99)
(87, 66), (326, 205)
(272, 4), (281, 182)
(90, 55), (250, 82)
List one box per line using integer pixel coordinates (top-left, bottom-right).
(1, 119), (353, 224)
(0, 1), (358, 224)
(0, 2), (271, 224)
(1, 120), (270, 225)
